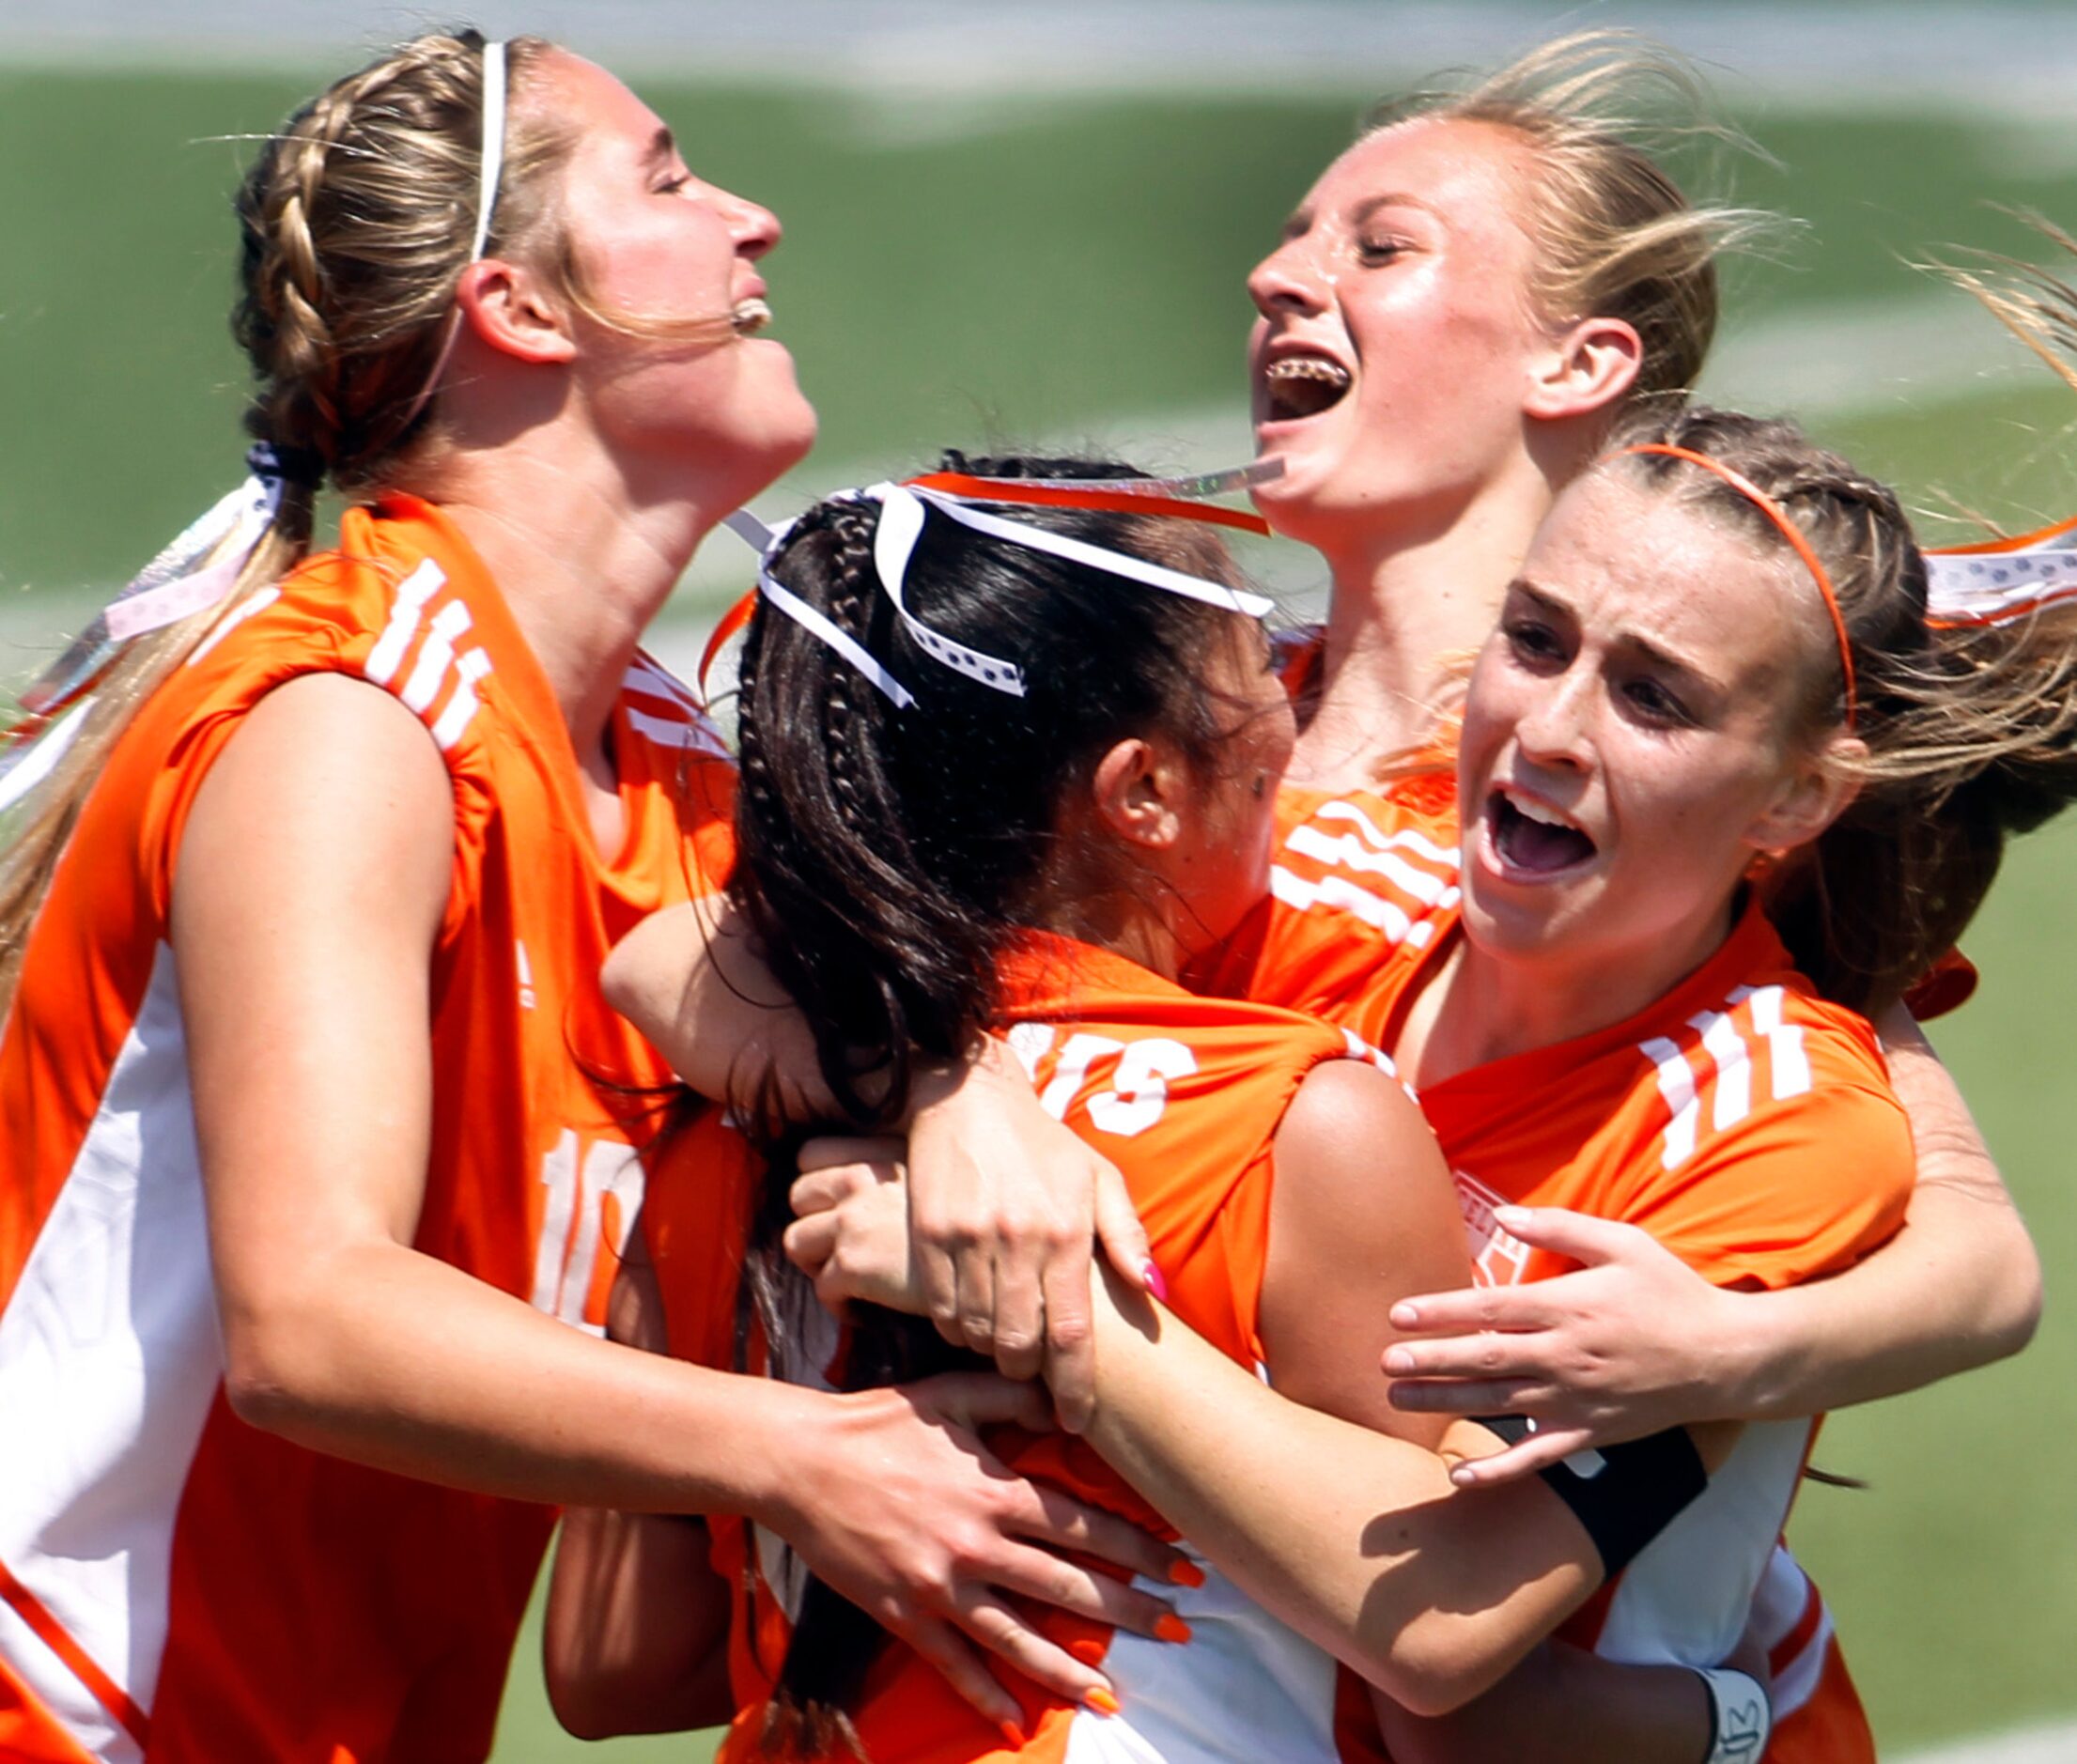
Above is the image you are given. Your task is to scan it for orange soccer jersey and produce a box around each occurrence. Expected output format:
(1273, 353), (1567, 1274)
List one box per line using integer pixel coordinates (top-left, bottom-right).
(640, 935), (1409, 1764)
(1219, 786), (1914, 1760)
(0, 494), (735, 1763)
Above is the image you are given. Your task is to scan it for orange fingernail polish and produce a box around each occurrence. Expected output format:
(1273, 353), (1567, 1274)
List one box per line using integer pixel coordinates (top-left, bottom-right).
(1155, 1614), (1193, 1644)
(1000, 1720), (1028, 1749)
(1169, 1558), (1206, 1588)
(1067, 1638), (1108, 1667)
(1085, 1688), (1123, 1717)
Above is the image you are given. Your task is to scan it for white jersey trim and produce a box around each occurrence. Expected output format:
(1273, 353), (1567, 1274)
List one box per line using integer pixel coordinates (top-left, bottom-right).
(0, 943), (220, 1744)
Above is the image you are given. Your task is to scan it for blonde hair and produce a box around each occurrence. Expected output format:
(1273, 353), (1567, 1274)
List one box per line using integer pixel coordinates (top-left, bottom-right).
(1607, 406), (2077, 1010)
(1369, 29), (1773, 404)
(1931, 210), (2077, 399)
(0, 28), (570, 1013)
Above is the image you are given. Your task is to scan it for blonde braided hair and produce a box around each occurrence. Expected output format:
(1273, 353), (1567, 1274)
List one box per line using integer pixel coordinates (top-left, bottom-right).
(0, 29), (566, 1013)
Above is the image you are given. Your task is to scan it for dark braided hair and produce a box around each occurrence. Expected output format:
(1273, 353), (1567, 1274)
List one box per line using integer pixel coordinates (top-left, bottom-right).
(731, 454), (1267, 1756)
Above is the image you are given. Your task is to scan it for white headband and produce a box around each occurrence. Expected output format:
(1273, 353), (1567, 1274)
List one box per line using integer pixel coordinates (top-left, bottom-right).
(730, 481), (1275, 710)
(397, 38), (509, 433)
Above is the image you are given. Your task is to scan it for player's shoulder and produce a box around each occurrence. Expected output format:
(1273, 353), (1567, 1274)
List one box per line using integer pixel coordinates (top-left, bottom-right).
(1621, 931), (1901, 1181)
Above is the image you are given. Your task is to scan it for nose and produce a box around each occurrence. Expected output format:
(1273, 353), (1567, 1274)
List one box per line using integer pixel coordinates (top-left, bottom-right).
(1248, 234), (1327, 321)
(728, 193), (783, 260)
(1512, 667), (1595, 770)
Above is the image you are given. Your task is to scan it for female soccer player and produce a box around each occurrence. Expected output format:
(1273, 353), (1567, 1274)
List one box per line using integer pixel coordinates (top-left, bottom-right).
(1232, 29), (2035, 1482)
(783, 408), (2077, 1761)
(551, 459), (1736, 1760)
(613, 35), (2034, 1479)
(0, 34), (1172, 1763)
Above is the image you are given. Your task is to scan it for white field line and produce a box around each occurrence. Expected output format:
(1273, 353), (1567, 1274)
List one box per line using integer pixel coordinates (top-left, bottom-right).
(1899, 1716), (2077, 1763)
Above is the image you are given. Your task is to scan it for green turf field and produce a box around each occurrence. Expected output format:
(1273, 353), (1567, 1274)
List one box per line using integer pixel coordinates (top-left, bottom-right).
(4, 53), (2075, 1763)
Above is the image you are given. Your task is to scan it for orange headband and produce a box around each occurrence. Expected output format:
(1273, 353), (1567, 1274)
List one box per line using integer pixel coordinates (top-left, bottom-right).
(902, 472), (1273, 536)
(1618, 442), (1858, 731)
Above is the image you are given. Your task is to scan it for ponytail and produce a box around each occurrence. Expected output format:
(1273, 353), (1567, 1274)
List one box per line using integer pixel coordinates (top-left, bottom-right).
(0, 458), (317, 1015)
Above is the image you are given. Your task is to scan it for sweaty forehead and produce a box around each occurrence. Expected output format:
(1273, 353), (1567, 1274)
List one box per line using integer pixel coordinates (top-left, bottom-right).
(1536, 472), (1814, 680)
(523, 50), (665, 149)
(1309, 116), (1535, 239)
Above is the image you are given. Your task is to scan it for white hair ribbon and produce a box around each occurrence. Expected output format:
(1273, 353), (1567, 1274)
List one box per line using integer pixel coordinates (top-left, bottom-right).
(397, 37), (509, 433)
(870, 486), (1029, 697)
(721, 470), (1275, 712)
(728, 507), (918, 709)
(13, 450), (294, 720)
(900, 484), (1276, 624)
(1926, 517), (2077, 628)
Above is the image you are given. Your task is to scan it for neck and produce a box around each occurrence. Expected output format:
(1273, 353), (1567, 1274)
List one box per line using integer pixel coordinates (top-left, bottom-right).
(1402, 898), (1740, 1090)
(423, 435), (719, 768)
(1289, 473), (1553, 794)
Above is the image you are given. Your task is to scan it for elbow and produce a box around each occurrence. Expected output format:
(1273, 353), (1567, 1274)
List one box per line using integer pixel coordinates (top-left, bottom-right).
(545, 1665), (635, 1743)
(598, 931), (653, 1028)
(1371, 1624), (1510, 1720)
(1992, 1240), (2045, 1362)
(217, 1296), (335, 1439)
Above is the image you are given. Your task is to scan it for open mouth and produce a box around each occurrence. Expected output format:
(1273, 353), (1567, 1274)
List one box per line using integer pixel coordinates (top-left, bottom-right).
(730, 297), (772, 336)
(1486, 790), (1597, 875)
(1263, 356), (1352, 423)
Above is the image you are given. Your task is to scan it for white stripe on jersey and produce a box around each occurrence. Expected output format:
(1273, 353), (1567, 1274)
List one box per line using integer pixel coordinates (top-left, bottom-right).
(1310, 797), (1459, 869)
(363, 560), (446, 687)
(624, 705), (730, 758)
(0, 945), (221, 1749)
(1640, 1034), (1702, 1170)
(400, 599), (473, 716)
(428, 648), (492, 751)
(1750, 1544), (1834, 1721)
(1284, 821), (1456, 905)
(185, 586), (282, 671)
(624, 656), (700, 708)
(1271, 863), (1433, 946)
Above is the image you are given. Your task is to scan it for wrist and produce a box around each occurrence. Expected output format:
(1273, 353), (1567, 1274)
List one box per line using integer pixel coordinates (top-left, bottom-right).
(905, 1036), (1017, 1126)
(734, 1381), (845, 1533)
(1717, 1283), (1803, 1423)
(1692, 1666), (1771, 1764)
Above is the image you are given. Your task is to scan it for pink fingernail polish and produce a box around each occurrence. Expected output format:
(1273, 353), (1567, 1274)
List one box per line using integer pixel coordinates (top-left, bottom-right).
(1141, 1259), (1169, 1303)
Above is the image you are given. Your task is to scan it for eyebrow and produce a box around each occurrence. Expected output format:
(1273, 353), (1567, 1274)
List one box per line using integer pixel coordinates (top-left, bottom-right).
(642, 126), (677, 169)
(1511, 580), (1727, 695)
(1351, 193), (1443, 227)
(1279, 190), (1440, 240)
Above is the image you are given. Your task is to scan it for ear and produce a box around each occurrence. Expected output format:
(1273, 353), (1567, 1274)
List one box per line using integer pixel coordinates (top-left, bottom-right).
(1524, 315), (1643, 423)
(1089, 736), (1186, 852)
(1743, 734), (1865, 858)
(453, 257), (578, 366)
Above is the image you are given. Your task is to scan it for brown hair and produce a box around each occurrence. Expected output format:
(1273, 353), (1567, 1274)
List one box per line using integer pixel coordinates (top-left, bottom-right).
(0, 29), (572, 1013)
(1370, 29), (1773, 404)
(1605, 406), (2077, 1010)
